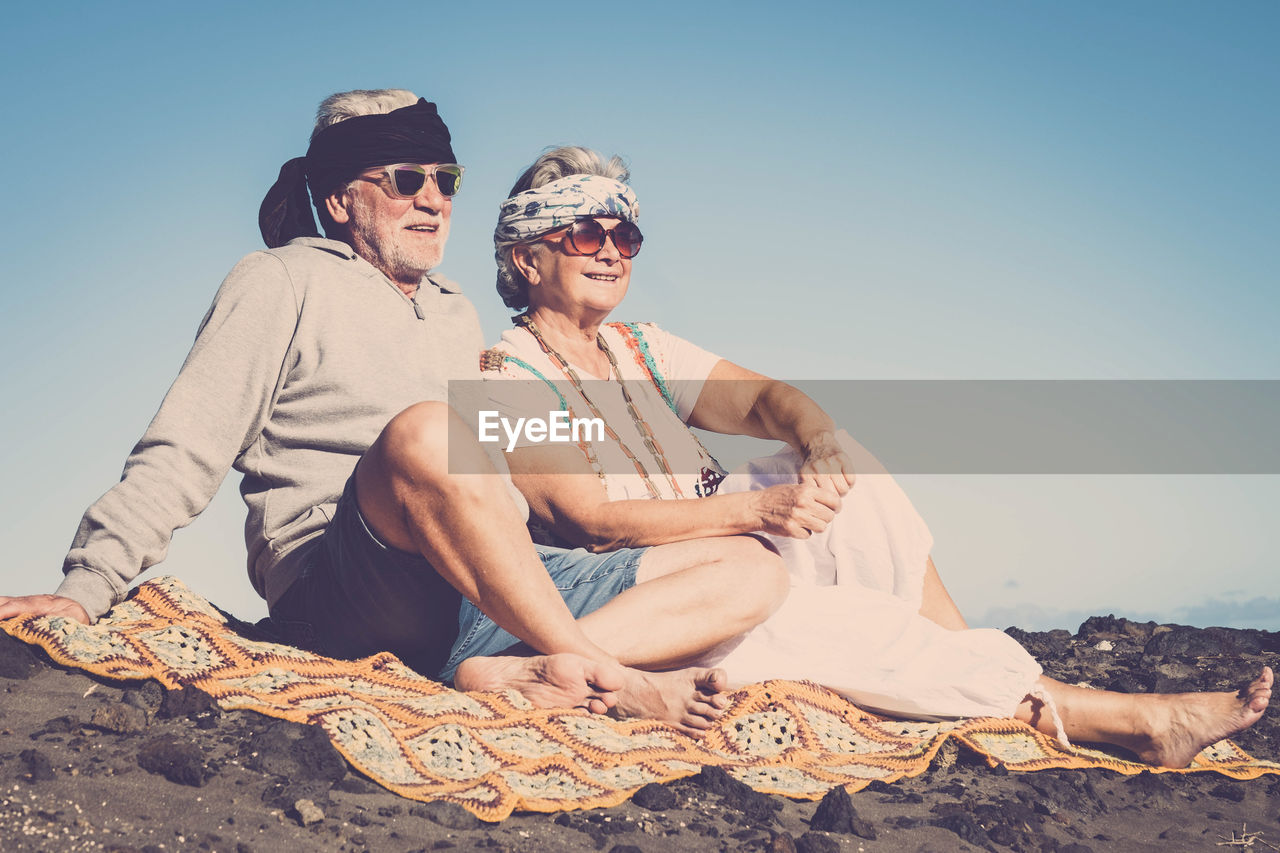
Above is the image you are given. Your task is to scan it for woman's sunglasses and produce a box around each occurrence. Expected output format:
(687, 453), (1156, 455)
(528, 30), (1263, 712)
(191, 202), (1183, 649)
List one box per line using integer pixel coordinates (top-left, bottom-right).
(361, 163), (465, 199)
(540, 218), (644, 259)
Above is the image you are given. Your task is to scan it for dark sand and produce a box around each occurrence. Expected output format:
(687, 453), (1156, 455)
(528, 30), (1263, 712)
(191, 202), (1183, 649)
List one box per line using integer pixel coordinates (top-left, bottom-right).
(1, 616), (1276, 853)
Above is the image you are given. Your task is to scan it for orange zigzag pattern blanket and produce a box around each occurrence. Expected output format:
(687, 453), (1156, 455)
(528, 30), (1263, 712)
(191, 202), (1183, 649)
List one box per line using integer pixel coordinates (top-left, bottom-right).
(3, 576), (1276, 821)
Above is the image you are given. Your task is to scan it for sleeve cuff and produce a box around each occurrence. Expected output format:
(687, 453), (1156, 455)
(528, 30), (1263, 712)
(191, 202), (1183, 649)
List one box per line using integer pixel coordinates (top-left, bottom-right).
(55, 567), (121, 623)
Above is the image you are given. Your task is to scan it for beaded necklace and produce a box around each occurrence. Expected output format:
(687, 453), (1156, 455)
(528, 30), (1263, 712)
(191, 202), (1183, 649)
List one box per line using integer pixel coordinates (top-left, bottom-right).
(517, 314), (686, 500)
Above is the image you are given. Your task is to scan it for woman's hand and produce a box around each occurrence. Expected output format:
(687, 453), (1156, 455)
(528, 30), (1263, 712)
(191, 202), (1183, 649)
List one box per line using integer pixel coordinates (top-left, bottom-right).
(799, 432), (856, 496)
(748, 484), (841, 539)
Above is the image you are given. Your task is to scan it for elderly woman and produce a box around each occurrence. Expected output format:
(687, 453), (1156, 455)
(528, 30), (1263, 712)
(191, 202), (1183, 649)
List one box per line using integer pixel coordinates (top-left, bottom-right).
(477, 147), (1271, 766)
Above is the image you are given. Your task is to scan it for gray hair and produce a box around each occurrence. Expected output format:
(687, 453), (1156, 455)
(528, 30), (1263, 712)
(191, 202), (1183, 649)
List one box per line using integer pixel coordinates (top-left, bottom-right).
(496, 146), (631, 310)
(310, 89), (420, 237)
(311, 88), (419, 140)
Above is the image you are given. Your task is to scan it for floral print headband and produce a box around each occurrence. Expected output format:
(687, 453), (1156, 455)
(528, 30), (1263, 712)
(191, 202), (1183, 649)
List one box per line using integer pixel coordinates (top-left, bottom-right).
(494, 174), (639, 251)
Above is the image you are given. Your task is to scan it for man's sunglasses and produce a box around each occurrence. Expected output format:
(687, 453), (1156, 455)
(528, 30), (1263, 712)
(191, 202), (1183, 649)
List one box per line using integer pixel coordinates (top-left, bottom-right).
(540, 218), (644, 259)
(360, 163), (465, 199)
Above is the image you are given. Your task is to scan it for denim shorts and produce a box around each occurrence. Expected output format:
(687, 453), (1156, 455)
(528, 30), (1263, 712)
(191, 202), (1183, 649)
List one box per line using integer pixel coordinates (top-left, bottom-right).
(270, 473), (643, 682)
(437, 544), (643, 682)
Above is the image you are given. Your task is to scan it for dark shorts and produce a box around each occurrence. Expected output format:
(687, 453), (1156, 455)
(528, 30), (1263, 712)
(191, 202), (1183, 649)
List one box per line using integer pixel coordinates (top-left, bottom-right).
(270, 474), (644, 682)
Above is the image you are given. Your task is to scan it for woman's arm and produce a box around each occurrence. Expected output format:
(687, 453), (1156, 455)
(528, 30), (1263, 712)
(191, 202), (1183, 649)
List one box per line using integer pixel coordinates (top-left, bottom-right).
(506, 443), (840, 551)
(686, 360), (857, 496)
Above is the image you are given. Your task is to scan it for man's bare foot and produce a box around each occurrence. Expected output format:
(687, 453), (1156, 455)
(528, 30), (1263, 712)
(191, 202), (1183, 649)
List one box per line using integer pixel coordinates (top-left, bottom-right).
(1133, 666), (1272, 767)
(612, 666), (732, 737)
(454, 653), (627, 714)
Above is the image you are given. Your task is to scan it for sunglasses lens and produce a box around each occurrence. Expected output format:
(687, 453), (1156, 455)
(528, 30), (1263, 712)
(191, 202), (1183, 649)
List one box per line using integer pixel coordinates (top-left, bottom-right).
(614, 222), (643, 258)
(434, 166), (463, 197)
(563, 219), (643, 257)
(567, 220), (605, 255)
(390, 167), (427, 197)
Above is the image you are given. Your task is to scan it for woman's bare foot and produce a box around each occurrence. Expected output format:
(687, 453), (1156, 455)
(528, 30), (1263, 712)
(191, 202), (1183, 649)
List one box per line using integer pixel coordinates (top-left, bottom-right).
(1132, 666), (1273, 767)
(453, 653), (628, 714)
(612, 666), (732, 737)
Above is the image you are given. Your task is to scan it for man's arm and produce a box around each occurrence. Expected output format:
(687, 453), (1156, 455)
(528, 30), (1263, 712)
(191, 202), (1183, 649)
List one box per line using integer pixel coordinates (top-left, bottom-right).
(43, 253), (300, 621)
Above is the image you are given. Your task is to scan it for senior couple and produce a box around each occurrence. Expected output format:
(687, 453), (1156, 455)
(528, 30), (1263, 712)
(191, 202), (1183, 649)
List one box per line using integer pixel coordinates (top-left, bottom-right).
(0, 89), (1268, 764)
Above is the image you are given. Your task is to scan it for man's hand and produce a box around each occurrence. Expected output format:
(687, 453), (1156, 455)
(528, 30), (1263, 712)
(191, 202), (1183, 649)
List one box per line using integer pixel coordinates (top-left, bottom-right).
(799, 433), (856, 496)
(748, 484), (841, 538)
(0, 594), (90, 625)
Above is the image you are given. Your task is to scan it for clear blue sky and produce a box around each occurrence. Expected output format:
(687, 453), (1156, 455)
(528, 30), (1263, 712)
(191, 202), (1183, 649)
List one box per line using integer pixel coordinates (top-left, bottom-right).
(3, 1), (1276, 630)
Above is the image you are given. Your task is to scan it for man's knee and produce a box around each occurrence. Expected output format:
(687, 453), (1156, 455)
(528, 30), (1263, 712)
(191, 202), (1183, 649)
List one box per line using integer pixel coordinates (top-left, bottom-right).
(718, 536), (789, 624)
(374, 401), (455, 482)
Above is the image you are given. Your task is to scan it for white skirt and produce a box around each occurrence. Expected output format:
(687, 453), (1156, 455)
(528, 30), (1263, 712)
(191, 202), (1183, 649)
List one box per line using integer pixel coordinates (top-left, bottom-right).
(706, 431), (1041, 720)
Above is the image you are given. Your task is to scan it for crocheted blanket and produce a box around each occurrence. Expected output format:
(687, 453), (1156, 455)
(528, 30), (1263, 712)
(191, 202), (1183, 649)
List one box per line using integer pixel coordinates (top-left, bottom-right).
(2, 576), (1276, 821)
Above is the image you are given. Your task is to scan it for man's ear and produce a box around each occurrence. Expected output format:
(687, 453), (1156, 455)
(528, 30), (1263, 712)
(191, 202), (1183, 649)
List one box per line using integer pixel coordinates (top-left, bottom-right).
(325, 189), (353, 226)
(511, 244), (541, 286)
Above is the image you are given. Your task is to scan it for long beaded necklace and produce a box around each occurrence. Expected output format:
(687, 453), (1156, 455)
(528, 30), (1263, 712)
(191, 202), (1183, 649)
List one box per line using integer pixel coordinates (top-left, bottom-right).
(517, 314), (686, 500)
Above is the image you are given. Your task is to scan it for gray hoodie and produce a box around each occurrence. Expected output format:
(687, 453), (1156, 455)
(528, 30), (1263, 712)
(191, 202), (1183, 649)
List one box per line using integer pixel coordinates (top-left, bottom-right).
(58, 237), (523, 619)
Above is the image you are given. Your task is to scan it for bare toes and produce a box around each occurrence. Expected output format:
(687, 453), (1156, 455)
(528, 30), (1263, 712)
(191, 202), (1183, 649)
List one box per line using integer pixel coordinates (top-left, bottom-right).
(679, 714), (714, 734)
(1239, 667), (1273, 710)
(688, 700), (725, 722)
(695, 667), (729, 695)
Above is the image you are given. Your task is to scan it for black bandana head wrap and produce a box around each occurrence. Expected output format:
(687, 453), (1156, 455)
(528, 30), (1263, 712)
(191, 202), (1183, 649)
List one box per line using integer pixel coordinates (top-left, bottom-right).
(258, 98), (456, 248)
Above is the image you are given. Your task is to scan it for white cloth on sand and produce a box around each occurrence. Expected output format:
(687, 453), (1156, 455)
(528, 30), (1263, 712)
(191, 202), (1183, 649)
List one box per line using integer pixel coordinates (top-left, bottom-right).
(707, 433), (1041, 720)
(705, 582), (1041, 720)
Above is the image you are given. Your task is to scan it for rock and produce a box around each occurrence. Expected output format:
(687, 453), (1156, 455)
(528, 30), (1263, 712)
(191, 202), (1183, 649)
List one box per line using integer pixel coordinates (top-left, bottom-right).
(605, 846), (643, 853)
(409, 800), (483, 830)
(691, 766), (780, 824)
(334, 776), (380, 794)
(19, 748), (56, 782)
(0, 633), (44, 679)
(1209, 782), (1246, 803)
(970, 800), (1036, 841)
(794, 832), (839, 853)
(1127, 771), (1174, 802)
(292, 798), (324, 826)
(137, 735), (210, 787)
(931, 812), (997, 851)
(260, 779), (334, 810)
(631, 782), (677, 811)
(808, 786), (876, 839)
(1144, 626), (1263, 657)
(245, 719), (346, 784)
(39, 714), (81, 734)
(1027, 770), (1107, 818)
(1105, 673), (1155, 694)
(89, 703), (149, 734)
(160, 686), (221, 730)
(1077, 615), (1158, 643)
(1006, 627), (1075, 660)
(767, 832), (798, 853)
(123, 682), (165, 716)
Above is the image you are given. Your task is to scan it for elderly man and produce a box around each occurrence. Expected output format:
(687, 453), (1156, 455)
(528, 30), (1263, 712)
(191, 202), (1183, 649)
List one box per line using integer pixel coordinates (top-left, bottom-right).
(0, 89), (787, 733)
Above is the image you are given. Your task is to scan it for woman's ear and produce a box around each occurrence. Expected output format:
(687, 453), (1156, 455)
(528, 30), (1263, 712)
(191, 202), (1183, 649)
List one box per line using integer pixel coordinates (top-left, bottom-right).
(325, 189), (353, 226)
(511, 244), (541, 286)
